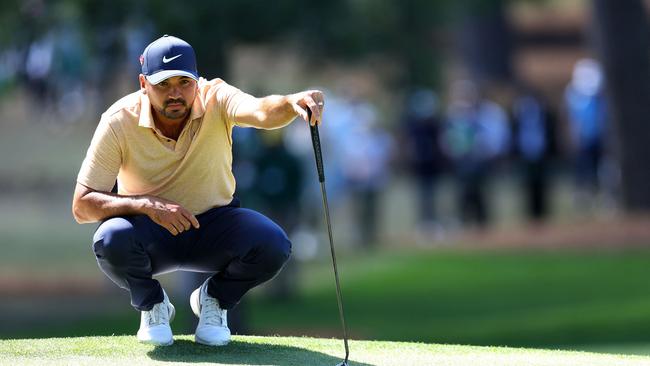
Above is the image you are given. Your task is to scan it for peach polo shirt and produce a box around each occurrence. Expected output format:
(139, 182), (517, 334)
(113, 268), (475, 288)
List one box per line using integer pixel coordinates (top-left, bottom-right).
(77, 78), (249, 215)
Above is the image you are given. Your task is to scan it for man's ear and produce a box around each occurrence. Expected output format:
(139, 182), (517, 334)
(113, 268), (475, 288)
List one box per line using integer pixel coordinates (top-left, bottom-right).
(138, 74), (147, 92)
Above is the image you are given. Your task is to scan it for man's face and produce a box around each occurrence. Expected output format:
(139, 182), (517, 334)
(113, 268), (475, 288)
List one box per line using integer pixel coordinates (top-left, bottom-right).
(140, 75), (198, 121)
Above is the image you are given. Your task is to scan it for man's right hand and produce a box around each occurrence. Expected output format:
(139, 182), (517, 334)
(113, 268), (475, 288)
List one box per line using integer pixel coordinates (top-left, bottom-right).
(143, 196), (200, 236)
(73, 183), (200, 233)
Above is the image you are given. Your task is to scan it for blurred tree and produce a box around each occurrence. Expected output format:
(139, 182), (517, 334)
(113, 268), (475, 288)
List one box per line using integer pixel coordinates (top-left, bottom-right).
(334, 0), (447, 88)
(0, 0), (511, 91)
(141, 0), (447, 88)
(591, 0), (650, 211)
(452, 0), (514, 83)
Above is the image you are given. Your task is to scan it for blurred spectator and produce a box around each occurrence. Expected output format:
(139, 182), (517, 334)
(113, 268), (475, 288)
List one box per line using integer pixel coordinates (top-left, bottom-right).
(22, 19), (96, 125)
(232, 127), (304, 298)
(25, 33), (54, 103)
(339, 96), (393, 248)
(441, 80), (510, 228)
(283, 90), (350, 259)
(121, 18), (155, 79)
(52, 22), (89, 124)
(564, 58), (609, 208)
(512, 86), (556, 221)
(232, 127), (264, 207)
(255, 130), (304, 230)
(287, 88), (393, 248)
(284, 90), (348, 212)
(402, 88), (446, 238)
(0, 48), (22, 94)
(253, 129), (304, 298)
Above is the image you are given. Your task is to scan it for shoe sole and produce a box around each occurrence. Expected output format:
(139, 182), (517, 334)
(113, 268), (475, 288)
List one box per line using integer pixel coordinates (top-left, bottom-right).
(137, 336), (174, 346)
(195, 335), (229, 346)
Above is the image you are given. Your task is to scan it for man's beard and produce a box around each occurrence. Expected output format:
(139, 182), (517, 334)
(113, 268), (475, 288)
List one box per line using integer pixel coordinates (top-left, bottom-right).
(160, 98), (189, 120)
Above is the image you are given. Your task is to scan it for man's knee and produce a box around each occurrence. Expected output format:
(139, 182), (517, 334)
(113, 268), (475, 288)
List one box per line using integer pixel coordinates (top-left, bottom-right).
(93, 217), (137, 265)
(257, 226), (292, 273)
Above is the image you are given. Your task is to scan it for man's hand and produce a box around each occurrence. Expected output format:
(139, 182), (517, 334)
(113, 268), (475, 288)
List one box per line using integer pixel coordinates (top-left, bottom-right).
(143, 196), (200, 236)
(289, 90), (325, 126)
(72, 183), (200, 233)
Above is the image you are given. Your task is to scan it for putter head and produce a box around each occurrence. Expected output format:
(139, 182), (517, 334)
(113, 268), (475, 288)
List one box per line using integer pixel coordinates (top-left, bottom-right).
(335, 362), (349, 366)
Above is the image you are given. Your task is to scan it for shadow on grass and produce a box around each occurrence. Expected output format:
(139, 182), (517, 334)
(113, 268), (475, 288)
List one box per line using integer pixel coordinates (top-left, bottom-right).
(148, 339), (374, 366)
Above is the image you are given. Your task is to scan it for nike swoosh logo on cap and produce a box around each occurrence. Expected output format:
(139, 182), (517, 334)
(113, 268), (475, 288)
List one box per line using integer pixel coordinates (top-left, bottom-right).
(162, 54), (182, 63)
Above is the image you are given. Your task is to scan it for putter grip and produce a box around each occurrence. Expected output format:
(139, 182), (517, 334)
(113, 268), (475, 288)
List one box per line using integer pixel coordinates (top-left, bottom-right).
(308, 109), (325, 183)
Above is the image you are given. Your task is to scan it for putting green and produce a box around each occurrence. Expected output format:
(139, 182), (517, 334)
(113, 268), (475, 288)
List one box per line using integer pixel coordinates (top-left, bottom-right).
(1, 335), (649, 366)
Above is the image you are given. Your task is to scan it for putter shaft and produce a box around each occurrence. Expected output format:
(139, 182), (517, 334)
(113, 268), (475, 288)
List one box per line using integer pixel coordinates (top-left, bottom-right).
(308, 118), (350, 366)
(319, 180), (350, 363)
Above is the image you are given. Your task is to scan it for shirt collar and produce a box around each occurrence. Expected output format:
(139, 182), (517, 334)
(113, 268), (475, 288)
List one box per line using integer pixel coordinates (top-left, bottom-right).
(138, 91), (205, 129)
(138, 92), (155, 128)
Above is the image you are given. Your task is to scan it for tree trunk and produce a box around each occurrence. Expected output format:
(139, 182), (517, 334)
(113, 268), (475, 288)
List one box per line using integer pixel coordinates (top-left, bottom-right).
(591, 0), (650, 212)
(455, 0), (513, 83)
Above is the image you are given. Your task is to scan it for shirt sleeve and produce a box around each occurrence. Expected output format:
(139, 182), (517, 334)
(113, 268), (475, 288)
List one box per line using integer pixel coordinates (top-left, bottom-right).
(213, 80), (253, 127)
(76, 116), (122, 192)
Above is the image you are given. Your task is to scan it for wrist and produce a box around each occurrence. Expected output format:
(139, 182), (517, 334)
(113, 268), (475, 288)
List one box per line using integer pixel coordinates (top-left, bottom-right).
(134, 196), (154, 216)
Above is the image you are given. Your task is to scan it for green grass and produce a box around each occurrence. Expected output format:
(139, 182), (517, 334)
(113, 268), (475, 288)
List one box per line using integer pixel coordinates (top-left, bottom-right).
(1, 335), (649, 366)
(247, 248), (650, 348)
(4, 246), (650, 353)
(5, 247), (650, 352)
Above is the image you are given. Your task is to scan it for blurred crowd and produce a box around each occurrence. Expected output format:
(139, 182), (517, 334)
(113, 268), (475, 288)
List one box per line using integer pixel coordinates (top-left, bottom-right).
(225, 57), (615, 250)
(0, 2), (154, 125)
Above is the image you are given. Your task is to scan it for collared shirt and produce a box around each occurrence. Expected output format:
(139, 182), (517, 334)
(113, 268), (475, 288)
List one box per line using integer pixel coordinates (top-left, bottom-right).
(77, 78), (250, 215)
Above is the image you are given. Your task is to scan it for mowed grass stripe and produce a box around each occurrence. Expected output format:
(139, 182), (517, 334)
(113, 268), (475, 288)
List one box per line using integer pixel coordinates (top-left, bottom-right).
(248, 248), (650, 347)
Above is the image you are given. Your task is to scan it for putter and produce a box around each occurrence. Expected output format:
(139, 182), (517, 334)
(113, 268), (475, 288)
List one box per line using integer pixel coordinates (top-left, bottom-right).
(307, 109), (350, 366)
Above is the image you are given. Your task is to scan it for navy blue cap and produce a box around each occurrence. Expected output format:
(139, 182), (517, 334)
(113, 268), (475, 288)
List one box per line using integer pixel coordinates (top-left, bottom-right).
(140, 35), (199, 84)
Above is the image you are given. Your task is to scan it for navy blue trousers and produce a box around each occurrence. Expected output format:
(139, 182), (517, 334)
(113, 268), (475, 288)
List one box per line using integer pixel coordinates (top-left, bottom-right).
(92, 199), (291, 311)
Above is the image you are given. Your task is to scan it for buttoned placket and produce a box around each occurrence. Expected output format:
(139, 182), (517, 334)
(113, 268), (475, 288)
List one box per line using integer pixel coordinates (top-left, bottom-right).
(152, 118), (199, 152)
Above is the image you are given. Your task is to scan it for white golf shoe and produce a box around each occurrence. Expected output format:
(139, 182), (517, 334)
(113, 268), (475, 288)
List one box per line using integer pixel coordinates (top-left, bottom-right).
(136, 290), (175, 346)
(190, 279), (231, 346)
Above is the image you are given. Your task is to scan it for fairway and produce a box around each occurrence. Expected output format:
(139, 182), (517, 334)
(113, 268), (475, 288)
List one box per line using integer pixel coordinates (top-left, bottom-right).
(248, 248), (650, 348)
(1, 335), (650, 366)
